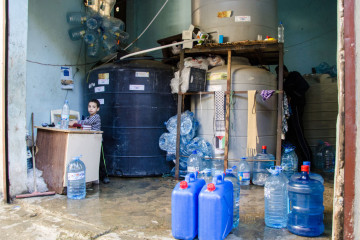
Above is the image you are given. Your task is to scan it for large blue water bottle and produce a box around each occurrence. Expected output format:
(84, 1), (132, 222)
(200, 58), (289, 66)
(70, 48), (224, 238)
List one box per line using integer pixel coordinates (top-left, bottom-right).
(252, 145), (275, 186)
(171, 172), (206, 240)
(198, 174), (233, 240)
(67, 156), (86, 199)
(287, 165), (324, 237)
(264, 167), (288, 228)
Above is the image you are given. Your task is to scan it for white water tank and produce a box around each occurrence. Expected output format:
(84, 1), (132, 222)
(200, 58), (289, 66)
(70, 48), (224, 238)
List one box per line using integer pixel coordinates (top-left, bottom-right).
(191, 57), (278, 159)
(191, 0), (277, 42)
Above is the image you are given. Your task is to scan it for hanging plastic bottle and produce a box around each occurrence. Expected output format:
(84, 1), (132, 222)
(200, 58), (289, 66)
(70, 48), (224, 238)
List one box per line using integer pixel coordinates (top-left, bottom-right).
(264, 167), (288, 228)
(287, 165), (324, 237)
(278, 21), (284, 43)
(60, 100), (70, 130)
(102, 32), (118, 53)
(68, 26), (86, 41)
(225, 166), (240, 229)
(87, 38), (100, 58)
(238, 157), (251, 185)
(291, 161), (324, 184)
(252, 146), (275, 186)
(66, 12), (87, 25)
(86, 15), (101, 30)
(67, 156), (86, 199)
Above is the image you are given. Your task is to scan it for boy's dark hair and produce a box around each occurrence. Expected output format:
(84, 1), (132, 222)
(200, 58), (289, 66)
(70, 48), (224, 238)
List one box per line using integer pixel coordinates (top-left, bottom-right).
(89, 99), (100, 108)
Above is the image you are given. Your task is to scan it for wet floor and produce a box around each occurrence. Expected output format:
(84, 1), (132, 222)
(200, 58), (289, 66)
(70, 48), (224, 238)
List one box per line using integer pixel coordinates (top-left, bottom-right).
(0, 176), (333, 240)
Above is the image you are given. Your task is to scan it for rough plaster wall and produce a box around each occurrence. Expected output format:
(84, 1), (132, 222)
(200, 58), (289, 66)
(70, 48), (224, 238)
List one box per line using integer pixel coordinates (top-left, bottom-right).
(126, 0), (191, 58)
(26, 0), (88, 130)
(0, 0), (4, 197)
(7, 0), (29, 196)
(354, 0), (360, 238)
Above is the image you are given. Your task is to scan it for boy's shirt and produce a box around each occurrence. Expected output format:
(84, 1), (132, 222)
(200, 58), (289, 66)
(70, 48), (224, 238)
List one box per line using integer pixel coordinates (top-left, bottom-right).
(78, 114), (101, 131)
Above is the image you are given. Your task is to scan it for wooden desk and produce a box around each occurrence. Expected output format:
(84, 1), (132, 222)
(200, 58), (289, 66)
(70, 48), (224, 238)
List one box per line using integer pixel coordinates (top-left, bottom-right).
(35, 127), (103, 194)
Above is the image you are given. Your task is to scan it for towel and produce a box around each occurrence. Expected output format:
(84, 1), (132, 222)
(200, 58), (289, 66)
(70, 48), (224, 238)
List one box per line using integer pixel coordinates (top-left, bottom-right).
(247, 90), (259, 157)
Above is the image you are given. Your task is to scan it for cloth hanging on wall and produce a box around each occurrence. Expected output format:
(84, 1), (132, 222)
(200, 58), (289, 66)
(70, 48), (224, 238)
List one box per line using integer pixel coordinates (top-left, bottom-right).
(247, 90), (259, 157)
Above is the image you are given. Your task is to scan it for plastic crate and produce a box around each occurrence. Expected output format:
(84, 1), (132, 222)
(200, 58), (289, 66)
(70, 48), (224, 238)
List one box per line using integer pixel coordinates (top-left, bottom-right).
(188, 67), (207, 92)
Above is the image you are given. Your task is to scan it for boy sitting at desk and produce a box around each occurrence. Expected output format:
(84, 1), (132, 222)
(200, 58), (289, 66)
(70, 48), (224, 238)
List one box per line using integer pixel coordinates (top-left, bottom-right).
(69, 99), (101, 131)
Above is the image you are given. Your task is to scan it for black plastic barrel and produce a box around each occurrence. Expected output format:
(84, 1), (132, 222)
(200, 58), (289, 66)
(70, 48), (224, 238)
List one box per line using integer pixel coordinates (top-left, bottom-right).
(86, 60), (176, 176)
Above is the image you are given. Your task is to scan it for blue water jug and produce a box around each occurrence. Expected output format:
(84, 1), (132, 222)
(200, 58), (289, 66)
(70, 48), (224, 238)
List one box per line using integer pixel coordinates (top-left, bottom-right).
(287, 165), (324, 237)
(198, 174), (233, 240)
(171, 172), (206, 240)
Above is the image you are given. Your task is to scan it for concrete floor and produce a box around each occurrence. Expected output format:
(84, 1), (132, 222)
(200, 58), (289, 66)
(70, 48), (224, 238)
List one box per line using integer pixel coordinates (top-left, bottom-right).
(0, 176), (333, 240)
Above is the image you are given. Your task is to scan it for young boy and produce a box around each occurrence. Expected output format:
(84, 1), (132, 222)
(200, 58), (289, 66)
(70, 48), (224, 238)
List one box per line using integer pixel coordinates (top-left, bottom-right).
(70, 99), (101, 131)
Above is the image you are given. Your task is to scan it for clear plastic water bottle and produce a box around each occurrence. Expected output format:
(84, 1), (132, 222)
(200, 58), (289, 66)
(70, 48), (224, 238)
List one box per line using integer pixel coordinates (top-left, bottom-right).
(281, 148), (298, 179)
(84, 30), (99, 44)
(322, 143), (335, 172)
(225, 166), (240, 229)
(102, 16), (125, 31)
(60, 100), (70, 130)
(199, 168), (212, 184)
(291, 161), (324, 184)
(87, 39), (100, 58)
(111, 30), (130, 43)
(264, 167), (288, 228)
(67, 156), (86, 199)
(314, 140), (325, 170)
(187, 150), (201, 174)
(278, 21), (284, 43)
(68, 26), (86, 41)
(165, 111), (194, 135)
(86, 16), (101, 30)
(252, 146), (275, 186)
(66, 12), (87, 25)
(102, 32), (118, 53)
(211, 157), (224, 177)
(238, 157), (251, 185)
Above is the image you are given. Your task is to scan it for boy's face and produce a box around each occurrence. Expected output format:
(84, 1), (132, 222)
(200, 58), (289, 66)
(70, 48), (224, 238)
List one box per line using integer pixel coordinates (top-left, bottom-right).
(88, 102), (99, 116)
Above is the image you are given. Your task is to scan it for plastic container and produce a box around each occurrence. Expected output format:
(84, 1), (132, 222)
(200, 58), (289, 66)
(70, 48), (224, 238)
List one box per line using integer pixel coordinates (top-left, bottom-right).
(171, 172), (206, 240)
(238, 157), (250, 185)
(264, 167), (287, 228)
(102, 32), (118, 53)
(68, 26), (86, 41)
(252, 146), (275, 186)
(86, 16), (101, 30)
(278, 21), (284, 43)
(199, 168), (212, 184)
(102, 16), (125, 31)
(291, 161), (324, 184)
(165, 111), (194, 135)
(66, 12), (87, 25)
(287, 165), (324, 237)
(187, 150), (201, 174)
(87, 39), (100, 58)
(281, 147), (298, 179)
(67, 156), (86, 199)
(211, 157), (224, 177)
(198, 174), (233, 240)
(322, 143), (335, 172)
(60, 100), (70, 130)
(225, 166), (240, 229)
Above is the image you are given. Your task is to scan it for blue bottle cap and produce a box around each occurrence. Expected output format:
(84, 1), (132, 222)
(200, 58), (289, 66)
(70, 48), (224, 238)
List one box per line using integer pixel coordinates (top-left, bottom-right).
(303, 161), (310, 166)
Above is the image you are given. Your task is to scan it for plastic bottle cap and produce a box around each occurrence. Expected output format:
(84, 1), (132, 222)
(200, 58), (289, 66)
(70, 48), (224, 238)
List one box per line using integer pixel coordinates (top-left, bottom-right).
(262, 145), (267, 149)
(303, 161), (310, 166)
(207, 183), (216, 191)
(301, 165), (310, 173)
(179, 181), (188, 189)
(192, 150), (197, 154)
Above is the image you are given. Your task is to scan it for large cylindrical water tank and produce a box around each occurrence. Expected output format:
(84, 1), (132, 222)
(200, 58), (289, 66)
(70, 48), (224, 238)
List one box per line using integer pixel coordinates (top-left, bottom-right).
(86, 60), (176, 177)
(191, 57), (278, 159)
(191, 0), (277, 42)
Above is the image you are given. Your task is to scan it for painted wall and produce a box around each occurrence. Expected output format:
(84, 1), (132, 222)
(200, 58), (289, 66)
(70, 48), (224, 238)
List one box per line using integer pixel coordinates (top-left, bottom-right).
(126, 0), (191, 58)
(7, 0), (29, 196)
(278, 0), (337, 75)
(354, 0), (360, 238)
(0, 0), (5, 198)
(26, 0), (89, 130)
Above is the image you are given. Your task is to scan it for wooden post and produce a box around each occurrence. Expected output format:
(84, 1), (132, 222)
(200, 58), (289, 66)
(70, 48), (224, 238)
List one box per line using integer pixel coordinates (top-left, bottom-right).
(276, 43), (284, 166)
(224, 50), (232, 170)
(175, 50), (185, 180)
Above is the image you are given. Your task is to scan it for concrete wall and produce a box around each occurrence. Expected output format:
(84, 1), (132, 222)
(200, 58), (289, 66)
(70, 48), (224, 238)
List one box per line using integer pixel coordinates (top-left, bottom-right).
(0, 0), (5, 198)
(7, 0), (29, 196)
(126, 0), (191, 58)
(354, 0), (360, 238)
(26, 0), (88, 130)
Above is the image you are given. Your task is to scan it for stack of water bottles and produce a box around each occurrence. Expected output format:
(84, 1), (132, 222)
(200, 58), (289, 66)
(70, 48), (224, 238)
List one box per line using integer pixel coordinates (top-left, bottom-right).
(314, 140), (335, 172)
(159, 111), (213, 177)
(172, 172), (234, 240)
(66, 10), (129, 57)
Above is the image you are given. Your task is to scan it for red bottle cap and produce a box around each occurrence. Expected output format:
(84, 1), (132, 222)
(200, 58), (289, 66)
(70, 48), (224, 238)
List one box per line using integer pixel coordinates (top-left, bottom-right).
(179, 181), (188, 189)
(301, 165), (310, 173)
(262, 145), (267, 150)
(207, 183), (216, 192)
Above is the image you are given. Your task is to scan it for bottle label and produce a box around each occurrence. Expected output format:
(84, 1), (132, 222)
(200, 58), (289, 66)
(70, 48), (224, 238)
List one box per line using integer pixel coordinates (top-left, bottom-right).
(68, 171), (85, 181)
(238, 172), (250, 181)
(61, 114), (69, 121)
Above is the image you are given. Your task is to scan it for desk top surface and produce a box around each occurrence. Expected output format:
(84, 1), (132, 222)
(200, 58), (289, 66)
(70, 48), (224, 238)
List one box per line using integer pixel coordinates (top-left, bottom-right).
(35, 126), (103, 134)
